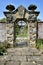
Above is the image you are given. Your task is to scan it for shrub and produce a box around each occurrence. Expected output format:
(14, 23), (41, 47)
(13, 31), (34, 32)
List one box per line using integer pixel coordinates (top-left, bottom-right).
(0, 42), (7, 56)
(36, 39), (43, 49)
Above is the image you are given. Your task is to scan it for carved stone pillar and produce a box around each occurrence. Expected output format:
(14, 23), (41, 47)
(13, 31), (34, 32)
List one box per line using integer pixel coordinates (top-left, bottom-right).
(3, 12), (15, 47)
(29, 22), (37, 47)
(6, 23), (14, 47)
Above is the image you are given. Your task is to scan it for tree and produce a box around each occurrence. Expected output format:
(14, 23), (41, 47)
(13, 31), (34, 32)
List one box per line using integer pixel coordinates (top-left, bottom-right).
(0, 18), (6, 22)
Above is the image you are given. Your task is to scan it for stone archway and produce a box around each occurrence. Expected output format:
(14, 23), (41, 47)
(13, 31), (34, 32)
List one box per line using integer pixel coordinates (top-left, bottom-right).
(4, 5), (39, 47)
(14, 18), (30, 47)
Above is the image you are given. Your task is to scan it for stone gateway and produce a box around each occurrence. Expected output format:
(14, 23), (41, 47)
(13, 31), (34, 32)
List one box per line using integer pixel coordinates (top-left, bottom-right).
(0, 5), (40, 47)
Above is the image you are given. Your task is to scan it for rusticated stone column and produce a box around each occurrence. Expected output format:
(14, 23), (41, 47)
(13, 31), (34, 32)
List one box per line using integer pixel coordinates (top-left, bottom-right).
(4, 5), (16, 47)
(6, 23), (14, 47)
(28, 4), (40, 47)
(29, 22), (37, 46)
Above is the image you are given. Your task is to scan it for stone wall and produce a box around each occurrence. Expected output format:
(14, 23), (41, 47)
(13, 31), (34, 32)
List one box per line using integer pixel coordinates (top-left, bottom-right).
(0, 23), (6, 42)
(38, 22), (43, 39)
(0, 22), (43, 46)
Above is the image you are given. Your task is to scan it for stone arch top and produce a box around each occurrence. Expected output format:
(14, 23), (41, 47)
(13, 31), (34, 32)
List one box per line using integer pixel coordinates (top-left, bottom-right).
(4, 5), (30, 22)
(13, 5), (29, 20)
(4, 5), (40, 23)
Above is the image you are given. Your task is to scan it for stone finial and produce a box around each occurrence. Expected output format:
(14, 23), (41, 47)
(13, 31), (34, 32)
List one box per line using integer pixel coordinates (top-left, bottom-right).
(28, 4), (37, 11)
(6, 4), (15, 11)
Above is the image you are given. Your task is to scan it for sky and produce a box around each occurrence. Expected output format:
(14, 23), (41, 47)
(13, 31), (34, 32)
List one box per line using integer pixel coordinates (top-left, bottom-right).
(0, 0), (43, 21)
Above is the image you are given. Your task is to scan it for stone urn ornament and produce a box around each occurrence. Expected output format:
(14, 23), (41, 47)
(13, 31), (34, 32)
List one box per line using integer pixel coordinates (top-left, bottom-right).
(28, 4), (37, 11)
(6, 4), (15, 11)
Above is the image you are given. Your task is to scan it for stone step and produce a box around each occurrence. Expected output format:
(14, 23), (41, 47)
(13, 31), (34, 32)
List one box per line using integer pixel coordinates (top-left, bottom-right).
(7, 48), (41, 56)
(0, 61), (43, 65)
(21, 62), (36, 65)
(0, 55), (42, 62)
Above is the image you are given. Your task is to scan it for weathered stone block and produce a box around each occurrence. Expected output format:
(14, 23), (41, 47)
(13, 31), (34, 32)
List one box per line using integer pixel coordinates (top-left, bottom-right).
(6, 23), (14, 28)
(22, 50), (33, 56)
(37, 60), (43, 65)
(0, 62), (4, 65)
(21, 62), (36, 65)
(27, 56), (41, 62)
(6, 61), (20, 65)
(29, 48), (41, 55)
(11, 56), (26, 61)
(7, 47), (29, 55)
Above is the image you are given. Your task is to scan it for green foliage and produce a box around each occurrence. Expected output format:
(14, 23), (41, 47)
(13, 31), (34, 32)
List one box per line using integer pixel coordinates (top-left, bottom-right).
(0, 47), (6, 55)
(0, 18), (6, 22)
(15, 24), (19, 36)
(0, 42), (7, 56)
(16, 26), (28, 37)
(36, 39), (43, 49)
